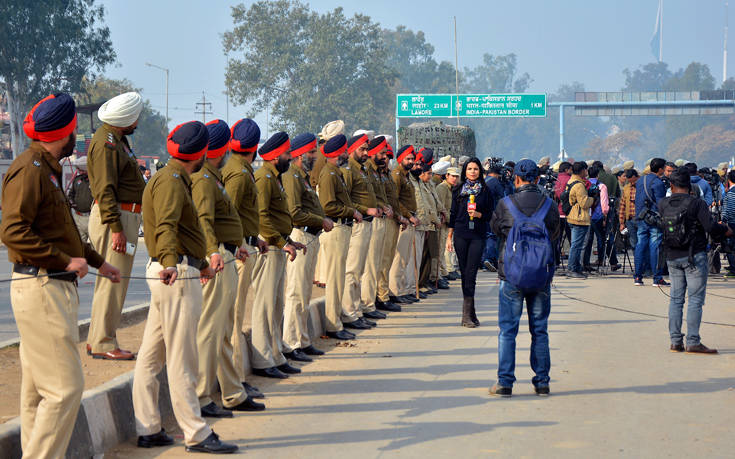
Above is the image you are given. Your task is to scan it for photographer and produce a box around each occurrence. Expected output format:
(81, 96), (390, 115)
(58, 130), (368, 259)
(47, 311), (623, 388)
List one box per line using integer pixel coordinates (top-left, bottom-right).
(658, 168), (732, 354)
(565, 162), (594, 278)
(723, 169), (735, 277)
(685, 163), (713, 207)
(553, 162), (573, 266)
(481, 164), (506, 271)
(634, 158), (668, 286)
(582, 165), (608, 271)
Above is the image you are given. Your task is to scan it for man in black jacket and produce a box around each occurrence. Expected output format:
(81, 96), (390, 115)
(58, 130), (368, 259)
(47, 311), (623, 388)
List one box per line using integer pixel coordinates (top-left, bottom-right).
(659, 168), (732, 354)
(489, 160), (560, 398)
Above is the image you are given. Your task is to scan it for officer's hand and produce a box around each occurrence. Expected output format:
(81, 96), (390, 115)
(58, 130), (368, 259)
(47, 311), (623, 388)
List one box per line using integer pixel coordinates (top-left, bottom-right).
(440, 212), (447, 224)
(98, 262), (121, 283)
(111, 231), (128, 254)
(446, 237), (454, 253)
(237, 247), (250, 261)
(291, 241), (307, 254)
(409, 216), (420, 227)
(366, 207), (380, 217)
(322, 217), (334, 232)
(283, 243), (298, 262)
(159, 267), (178, 286)
(384, 206), (394, 218)
(210, 253), (224, 273)
(256, 238), (269, 254)
(200, 266), (215, 285)
(66, 257), (89, 279)
(353, 210), (363, 223)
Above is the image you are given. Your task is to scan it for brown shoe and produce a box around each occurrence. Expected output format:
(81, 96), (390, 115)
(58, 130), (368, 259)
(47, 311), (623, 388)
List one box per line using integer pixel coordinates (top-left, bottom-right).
(685, 343), (718, 354)
(669, 343), (684, 353)
(90, 348), (135, 360)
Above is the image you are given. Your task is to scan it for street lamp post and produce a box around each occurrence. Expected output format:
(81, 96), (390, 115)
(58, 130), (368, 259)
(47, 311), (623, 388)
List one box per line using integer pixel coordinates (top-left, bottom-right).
(145, 62), (169, 128)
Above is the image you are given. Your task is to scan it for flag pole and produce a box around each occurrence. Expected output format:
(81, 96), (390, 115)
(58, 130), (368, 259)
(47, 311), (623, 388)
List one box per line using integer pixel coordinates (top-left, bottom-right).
(660, 0), (664, 62)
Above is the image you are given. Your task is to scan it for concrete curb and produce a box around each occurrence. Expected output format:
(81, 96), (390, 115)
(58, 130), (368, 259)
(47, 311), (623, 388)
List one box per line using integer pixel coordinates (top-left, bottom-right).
(0, 297), (326, 457)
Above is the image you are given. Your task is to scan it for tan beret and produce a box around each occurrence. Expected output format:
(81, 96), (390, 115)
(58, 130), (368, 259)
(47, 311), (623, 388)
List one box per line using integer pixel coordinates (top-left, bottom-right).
(538, 156), (550, 166)
(319, 120), (345, 141)
(446, 167), (460, 176)
(674, 159), (686, 167)
(623, 160), (635, 170)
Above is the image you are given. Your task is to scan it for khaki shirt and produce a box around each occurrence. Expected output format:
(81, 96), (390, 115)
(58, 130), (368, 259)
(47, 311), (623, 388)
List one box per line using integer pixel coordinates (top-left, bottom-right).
(436, 181), (453, 218)
(222, 154), (259, 238)
(381, 168), (401, 222)
(412, 175), (439, 231)
(254, 161), (292, 248)
(142, 160), (208, 269)
(318, 161), (356, 218)
(282, 163), (325, 228)
(192, 161), (243, 254)
(391, 164), (417, 218)
(310, 150), (326, 188)
(342, 156), (377, 214)
(0, 142), (104, 270)
(365, 158), (387, 208)
(87, 123), (146, 233)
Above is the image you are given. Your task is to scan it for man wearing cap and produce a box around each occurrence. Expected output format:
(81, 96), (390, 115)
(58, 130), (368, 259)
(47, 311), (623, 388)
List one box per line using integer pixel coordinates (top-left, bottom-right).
(68, 156), (93, 243)
(318, 135), (361, 340)
(221, 118), (267, 395)
(390, 146), (421, 304)
(432, 159), (453, 283)
(360, 136), (395, 317)
(341, 133), (382, 329)
(282, 133), (332, 361)
(86, 91), (146, 360)
(1, 93), (121, 458)
(192, 120), (264, 418)
(409, 149), (436, 297)
(251, 132), (304, 379)
(133, 121), (236, 453)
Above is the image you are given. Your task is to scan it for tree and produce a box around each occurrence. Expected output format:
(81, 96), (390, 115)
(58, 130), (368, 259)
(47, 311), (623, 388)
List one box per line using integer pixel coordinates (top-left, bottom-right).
(75, 77), (168, 159)
(666, 62), (716, 91)
(464, 53), (532, 93)
(223, 0), (397, 135)
(583, 130), (643, 164)
(622, 62), (672, 91)
(0, 0), (115, 156)
(667, 124), (735, 166)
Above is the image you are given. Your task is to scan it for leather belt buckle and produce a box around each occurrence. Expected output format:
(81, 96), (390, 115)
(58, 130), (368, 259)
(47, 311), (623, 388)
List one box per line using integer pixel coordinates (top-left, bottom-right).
(223, 243), (238, 256)
(363, 216), (374, 222)
(13, 263), (77, 283)
(244, 236), (258, 247)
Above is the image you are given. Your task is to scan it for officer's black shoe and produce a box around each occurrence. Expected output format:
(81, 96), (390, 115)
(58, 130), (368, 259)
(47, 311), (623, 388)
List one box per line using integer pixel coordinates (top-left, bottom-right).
(230, 396), (266, 412)
(377, 300), (401, 312)
(389, 295), (402, 304)
(344, 319), (371, 330)
(137, 429), (174, 448)
(437, 279), (450, 289)
(447, 271), (460, 280)
(418, 292), (427, 299)
(253, 367), (289, 379)
(185, 432), (238, 454)
(277, 363), (302, 374)
(363, 310), (386, 320)
(284, 349), (313, 362)
(401, 295), (418, 303)
(326, 330), (354, 340)
(395, 295), (413, 304)
(301, 345), (325, 356)
(361, 317), (377, 327)
(200, 402), (233, 418)
(242, 381), (264, 399)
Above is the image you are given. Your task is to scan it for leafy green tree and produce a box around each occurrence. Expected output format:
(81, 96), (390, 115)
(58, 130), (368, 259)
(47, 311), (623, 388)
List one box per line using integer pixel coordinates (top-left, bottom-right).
(667, 124), (735, 166)
(463, 53), (531, 94)
(0, 0), (115, 156)
(622, 62), (672, 91)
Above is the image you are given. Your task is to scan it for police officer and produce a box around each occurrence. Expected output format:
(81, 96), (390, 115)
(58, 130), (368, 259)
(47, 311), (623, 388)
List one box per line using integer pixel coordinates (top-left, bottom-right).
(221, 118), (267, 397)
(377, 144), (406, 312)
(68, 156), (93, 243)
(86, 92), (146, 360)
(192, 120), (264, 418)
(282, 133), (333, 361)
(132, 121), (237, 453)
(1, 93), (121, 457)
(318, 135), (360, 340)
(251, 132), (305, 379)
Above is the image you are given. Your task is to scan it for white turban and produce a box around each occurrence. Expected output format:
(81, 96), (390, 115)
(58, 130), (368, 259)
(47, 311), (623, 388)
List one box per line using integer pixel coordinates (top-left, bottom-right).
(432, 160), (450, 175)
(378, 134), (394, 144)
(353, 129), (375, 140)
(98, 92), (143, 128)
(319, 120), (344, 141)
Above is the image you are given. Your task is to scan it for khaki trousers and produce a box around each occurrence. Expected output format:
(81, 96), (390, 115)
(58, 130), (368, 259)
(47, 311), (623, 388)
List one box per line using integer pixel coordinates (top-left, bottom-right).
(232, 243), (256, 381)
(439, 226), (449, 277)
(319, 224), (350, 332)
(283, 229), (319, 352)
(342, 220), (372, 322)
(250, 247), (288, 369)
(87, 204), (141, 353)
(132, 260), (210, 446)
(405, 230), (426, 296)
(196, 247), (246, 408)
(360, 217), (387, 312)
(390, 224), (415, 297)
(11, 273), (83, 458)
(315, 242), (327, 284)
(72, 211), (90, 244)
(378, 219), (400, 302)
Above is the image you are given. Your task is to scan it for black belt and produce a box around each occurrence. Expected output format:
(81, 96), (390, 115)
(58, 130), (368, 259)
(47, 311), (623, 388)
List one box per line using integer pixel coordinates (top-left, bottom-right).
(13, 264), (77, 283)
(363, 216), (374, 222)
(296, 226), (322, 236)
(150, 255), (205, 271)
(223, 243), (238, 256)
(332, 217), (354, 226)
(244, 236), (259, 246)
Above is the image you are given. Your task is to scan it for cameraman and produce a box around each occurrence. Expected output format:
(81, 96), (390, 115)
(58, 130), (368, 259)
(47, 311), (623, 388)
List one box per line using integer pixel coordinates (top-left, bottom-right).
(659, 168), (732, 354)
(685, 163), (713, 206)
(482, 164), (506, 271)
(553, 162), (573, 266)
(634, 158), (667, 286)
(723, 169), (735, 277)
(566, 162), (594, 278)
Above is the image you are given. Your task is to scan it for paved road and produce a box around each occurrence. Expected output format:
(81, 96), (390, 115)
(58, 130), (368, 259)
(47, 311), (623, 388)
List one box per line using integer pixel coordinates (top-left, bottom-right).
(108, 272), (735, 458)
(0, 238), (151, 343)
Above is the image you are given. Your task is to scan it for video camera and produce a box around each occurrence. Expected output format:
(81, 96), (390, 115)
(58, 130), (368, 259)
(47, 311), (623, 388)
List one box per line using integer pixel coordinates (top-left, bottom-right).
(486, 157), (514, 185)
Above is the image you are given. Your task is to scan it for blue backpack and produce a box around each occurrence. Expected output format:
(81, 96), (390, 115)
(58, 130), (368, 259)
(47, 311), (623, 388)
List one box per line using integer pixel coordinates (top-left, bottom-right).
(502, 195), (555, 290)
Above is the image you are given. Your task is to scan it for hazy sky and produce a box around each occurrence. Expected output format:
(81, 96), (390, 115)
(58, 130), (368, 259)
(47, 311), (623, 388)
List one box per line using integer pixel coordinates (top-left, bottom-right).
(100, 0), (731, 133)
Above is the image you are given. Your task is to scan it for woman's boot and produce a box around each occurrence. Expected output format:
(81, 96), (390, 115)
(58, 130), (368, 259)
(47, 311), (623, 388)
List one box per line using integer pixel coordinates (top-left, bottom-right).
(469, 297), (480, 327)
(462, 297), (477, 328)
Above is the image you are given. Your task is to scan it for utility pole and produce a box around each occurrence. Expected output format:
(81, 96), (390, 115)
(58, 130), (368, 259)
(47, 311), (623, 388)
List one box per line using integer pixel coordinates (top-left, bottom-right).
(194, 92), (212, 123)
(725, 1), (729, 83)
(454, 16), (460, 126)
(145, 62), (169, 128)
(224, 90), (230, 125)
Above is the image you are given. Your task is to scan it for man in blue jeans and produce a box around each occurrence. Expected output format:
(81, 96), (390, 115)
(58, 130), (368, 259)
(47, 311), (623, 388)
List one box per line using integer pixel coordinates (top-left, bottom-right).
(658, 169), (731, 354)
(481, 166), (506, 271)
(489, 160), (560, 397)
(634, 158), (668, 286)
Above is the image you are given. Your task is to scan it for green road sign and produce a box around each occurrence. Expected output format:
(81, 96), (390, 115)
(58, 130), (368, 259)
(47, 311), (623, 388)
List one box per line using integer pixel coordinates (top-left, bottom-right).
(396, 94), (546, 118)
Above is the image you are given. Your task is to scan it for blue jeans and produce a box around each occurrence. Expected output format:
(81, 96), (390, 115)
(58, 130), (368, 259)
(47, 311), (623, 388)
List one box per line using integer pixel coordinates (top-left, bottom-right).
(568, 223), (589, 273)
(482, 232), (498, 264)
(634, 220), (662, 281)
(497, 281), (551, 388)
(667, 252), (708, 346)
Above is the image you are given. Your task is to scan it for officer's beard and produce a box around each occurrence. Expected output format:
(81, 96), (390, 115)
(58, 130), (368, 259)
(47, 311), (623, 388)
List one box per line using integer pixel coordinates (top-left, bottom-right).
(337, 155), (349, 167)
(192, 157), (205, 173)
(60, 134), (76, 159)
(374, 157), (386, 167)
(122, 125), (137, 136)
(275, 156), (291, 174)
(410, 168), (421, 178)
(302, 155), (315, 172)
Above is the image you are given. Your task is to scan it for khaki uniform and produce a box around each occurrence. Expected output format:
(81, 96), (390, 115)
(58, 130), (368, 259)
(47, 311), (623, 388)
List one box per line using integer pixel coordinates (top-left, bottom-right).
(378, 168), (401, 302)
(87, 123), (146, 353)
(419, 179), (444, 286)
(251, 161), (292, 369)
(133, 160), (211, 446)
(1, 142), (105, 458)
(221, 153), (259, 379)
(408, 174), (432, 292)
(389, 165), (417, 297)
(360, 158), (388, 312)
(318, 162), (356, 331)
(191, 161), (246, 409)
(436, 180), (454, 276)
(341, 156), (378, 321)
(282, 163), (325, 351)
